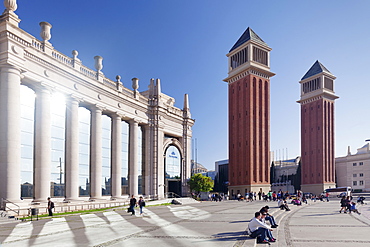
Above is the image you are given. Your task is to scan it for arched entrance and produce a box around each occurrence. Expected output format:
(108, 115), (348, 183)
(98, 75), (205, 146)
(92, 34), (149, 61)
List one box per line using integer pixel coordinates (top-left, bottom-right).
(165, 145), (182, 196)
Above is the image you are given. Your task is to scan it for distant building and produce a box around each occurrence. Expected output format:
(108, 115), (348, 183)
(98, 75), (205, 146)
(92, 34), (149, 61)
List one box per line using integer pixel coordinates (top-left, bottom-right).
(271, 157), (300, 193)
(214, 159), (229, 193)
(336, 144), (370, 192)
(298, 61), (338, 195)
(191, 160), (208, 175)
(201, 171), (217, 180)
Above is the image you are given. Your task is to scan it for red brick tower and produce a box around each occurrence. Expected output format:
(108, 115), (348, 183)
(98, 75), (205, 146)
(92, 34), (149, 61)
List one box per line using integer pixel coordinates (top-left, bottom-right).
(224, 28), (275, 196)
(298, 61), (338, 195)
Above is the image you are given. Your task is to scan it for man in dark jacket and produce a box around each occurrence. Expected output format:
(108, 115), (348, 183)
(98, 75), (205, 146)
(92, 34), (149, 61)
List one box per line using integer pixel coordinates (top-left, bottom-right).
(47, 197), (54, 216)
(129, 195), (137, 215)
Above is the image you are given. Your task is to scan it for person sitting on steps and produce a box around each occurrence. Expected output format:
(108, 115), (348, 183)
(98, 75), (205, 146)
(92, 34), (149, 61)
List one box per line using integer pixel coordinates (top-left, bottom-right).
(260, 206), (278, 228)
(248, 212), (276, 243)
(278, 199), (290, 211)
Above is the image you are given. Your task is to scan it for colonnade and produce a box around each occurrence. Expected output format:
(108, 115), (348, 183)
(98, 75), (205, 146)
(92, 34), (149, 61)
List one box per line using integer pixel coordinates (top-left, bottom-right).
(0, 67), (166, 202)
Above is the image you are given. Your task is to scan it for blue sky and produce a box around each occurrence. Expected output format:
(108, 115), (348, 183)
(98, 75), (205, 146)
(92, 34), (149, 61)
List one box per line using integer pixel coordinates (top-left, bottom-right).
(16, 1), (370, 170)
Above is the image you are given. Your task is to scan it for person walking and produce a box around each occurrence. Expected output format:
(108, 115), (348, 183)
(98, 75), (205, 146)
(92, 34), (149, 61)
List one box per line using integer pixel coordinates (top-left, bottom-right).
(138, 196), (146, 215)
(47, 197), (54, 216)
(339, 196), (347, 213)
(345, 196), (352, 214)
(128, 195), (137, 216)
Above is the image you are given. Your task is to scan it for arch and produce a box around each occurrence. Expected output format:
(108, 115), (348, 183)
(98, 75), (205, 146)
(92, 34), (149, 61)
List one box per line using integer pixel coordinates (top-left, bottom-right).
(163, 138), (184, 160)
(163, 138), (184, 196)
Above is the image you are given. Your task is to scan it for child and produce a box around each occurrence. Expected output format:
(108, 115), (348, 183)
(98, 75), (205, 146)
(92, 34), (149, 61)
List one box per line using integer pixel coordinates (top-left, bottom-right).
(350, 202), (361, 215)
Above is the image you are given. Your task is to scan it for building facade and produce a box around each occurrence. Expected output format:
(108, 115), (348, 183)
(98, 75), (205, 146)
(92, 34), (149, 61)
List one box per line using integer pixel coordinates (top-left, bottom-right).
(224, 28), (275, 196)
(213, 159), (229, 193)
(0, 1), (194, 203)
(270, 157), (300, 194)
(191, 160), (208, 175)
(298, 61), (338, 195)
(336, 144), (370, 192)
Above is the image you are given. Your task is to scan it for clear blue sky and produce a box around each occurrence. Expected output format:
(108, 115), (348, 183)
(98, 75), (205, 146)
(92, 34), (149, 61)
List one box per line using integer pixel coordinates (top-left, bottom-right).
(16, 1), (370, 170)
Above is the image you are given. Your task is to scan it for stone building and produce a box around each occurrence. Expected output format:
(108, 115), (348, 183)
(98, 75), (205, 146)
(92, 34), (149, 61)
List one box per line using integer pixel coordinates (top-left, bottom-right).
(224, 27), (275, 196)
(298, 61), (338, 195)
(336, 144), (370, 192)
(0, 1), (194, 203)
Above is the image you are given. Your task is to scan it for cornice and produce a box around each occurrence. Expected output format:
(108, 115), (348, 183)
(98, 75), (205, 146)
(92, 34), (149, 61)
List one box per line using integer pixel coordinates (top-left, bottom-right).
(224, 66), (275, 84)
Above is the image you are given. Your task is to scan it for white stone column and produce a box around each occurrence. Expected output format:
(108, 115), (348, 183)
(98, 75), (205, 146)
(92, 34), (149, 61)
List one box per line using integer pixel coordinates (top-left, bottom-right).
(182, 135), (192, 196)
(0, 66), (21, 202)
(90, 105), (102, 199)
(33, 86), (52, 202)
(111, 113), (122, 198)
(65, 97), (79, 201)
(128, 119), (138, 196)
(143, 125), (151, 196)
(157, 129), (165, 199)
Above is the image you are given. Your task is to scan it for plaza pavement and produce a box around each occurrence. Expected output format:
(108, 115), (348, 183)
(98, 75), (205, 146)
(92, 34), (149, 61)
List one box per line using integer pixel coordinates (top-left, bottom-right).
(0, 198), (369, 247)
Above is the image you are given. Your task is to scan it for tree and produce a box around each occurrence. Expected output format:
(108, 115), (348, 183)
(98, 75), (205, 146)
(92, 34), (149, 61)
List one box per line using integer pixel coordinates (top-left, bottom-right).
(188, 173), (214, 194)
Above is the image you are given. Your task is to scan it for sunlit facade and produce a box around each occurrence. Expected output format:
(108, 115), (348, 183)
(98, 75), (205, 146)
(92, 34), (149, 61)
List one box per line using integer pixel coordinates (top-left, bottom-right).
(0, 1), (194, 202)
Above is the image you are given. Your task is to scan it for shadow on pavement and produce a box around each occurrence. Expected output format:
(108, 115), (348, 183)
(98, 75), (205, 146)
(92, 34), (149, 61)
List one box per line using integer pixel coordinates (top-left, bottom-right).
(65, 215), (91, 246)
(28, 218), (53, 246)
(230, 220), (250, 223)
(211, 230), (250, 241)
(0, 221), (19, 244)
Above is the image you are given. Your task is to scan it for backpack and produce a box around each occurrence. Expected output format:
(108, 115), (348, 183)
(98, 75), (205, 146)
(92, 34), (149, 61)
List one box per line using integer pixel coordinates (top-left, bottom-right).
(51, 202), (54, 208)
(141, 201), (146, 207)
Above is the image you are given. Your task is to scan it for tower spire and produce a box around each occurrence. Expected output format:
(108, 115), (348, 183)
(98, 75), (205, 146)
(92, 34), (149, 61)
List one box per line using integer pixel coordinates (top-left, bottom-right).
(183, 94), (191, 118)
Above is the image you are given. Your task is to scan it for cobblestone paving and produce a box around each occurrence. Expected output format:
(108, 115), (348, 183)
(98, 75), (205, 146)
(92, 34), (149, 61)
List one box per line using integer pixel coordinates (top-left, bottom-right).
(0, 199), (369, 247)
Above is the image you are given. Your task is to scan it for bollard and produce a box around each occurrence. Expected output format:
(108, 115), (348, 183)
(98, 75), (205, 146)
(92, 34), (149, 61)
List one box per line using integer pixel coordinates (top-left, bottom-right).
(30, 208), (39, 221)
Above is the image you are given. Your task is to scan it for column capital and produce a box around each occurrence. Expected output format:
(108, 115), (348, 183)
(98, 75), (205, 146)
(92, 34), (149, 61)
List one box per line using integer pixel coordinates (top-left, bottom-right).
(111, 111), (126, 119)
(0, 65), (22, 74)
(128, 118), (140, 125)
(34, 82), (54, 94)
(67, 94), (83, 103)
(91, 104), (105, 112)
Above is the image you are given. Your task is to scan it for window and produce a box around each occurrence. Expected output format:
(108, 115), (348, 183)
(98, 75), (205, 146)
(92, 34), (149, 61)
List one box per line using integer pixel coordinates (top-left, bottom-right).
(359, 162), (364, 166)
(353, 174), (357, 177)
(353, 181), (357, 186)
(324, 77), (333, 91)
(360, 173), (364, 177)
(360, 181), (364, 186)
(252, 46), (268, 66)
(353, 163), (357, 166)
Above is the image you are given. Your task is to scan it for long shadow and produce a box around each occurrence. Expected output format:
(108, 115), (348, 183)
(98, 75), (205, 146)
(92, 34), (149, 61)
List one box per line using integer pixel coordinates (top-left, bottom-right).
(211, 230), (251, 242)
(303, 213), (338, 216)
(230, 220), (250, 223)
(65, 215), (91, 246)
(95, 211), (120, 234)
(108, 208), (190, 247)
(28, 218), (53, 246)
(0, 220), (20, 244)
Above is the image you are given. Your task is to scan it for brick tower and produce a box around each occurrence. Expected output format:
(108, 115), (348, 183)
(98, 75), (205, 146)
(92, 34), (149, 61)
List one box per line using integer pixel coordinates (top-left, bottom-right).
(224, 28), (275, 196)
(298, 61), (338, 195)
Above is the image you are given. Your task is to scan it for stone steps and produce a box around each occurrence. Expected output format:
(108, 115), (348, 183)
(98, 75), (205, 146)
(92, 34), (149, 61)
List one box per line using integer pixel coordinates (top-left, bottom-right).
(241, 201), (306, 247)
